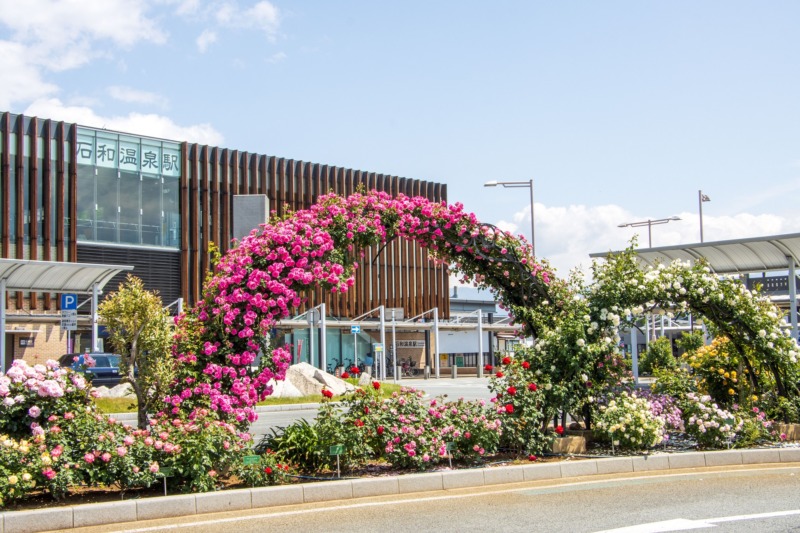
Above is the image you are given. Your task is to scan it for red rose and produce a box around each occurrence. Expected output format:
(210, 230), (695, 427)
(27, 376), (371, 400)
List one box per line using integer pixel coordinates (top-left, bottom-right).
(484, 364), (493, 372)
(502, 356), (511, 365)
(555, 425), (564, 435)
(341, 372), (350, 379)
(504, 404), (514, 414)
(585, 381), (593, 388)
(264, 466), (273, 474)
(377, 426), (384, 435)
(372, 381), (381, 390)
(528, 454), (537, 462)
(321, 388), (333, 398)
(354, 419), (364, 427)
(507, 386), (517, 396)
(496, 371), (504, 378)
(522, 361), (530, 370)
(528, 383), (538, 392)
(350, 366), (360, 374)
(364, 407), (370, 414)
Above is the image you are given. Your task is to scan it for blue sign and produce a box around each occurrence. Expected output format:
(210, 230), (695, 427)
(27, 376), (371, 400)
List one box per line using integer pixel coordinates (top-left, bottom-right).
(351, 325), (361, 334)
(61, 293), (78, 310)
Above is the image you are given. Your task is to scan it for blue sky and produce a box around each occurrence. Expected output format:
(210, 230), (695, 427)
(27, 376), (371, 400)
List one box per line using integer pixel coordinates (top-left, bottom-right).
(2, 1), (799, 276)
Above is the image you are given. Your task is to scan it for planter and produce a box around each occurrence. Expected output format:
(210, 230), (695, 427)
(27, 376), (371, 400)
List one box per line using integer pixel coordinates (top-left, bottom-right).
(551, 435), (587, 454)
(565, 429), (594, 444)
(777, 423), (800, 441)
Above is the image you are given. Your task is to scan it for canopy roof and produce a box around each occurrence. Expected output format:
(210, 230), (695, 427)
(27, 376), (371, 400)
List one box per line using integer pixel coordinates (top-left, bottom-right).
(0, 258), (133, 294)
(590, 232), (800, 275)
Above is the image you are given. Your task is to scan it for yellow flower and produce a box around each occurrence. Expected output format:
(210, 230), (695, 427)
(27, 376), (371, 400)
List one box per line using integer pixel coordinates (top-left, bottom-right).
(751, 395), (759, 402)
(21, 472), (31, 482)
(8, 475), (18, 485)
(40, 454), (52, 466)
(728, 388), (735, 395)
(731, 371), (737, 378)
(724, 372), (730, 379)
(718, 368), (725, 375)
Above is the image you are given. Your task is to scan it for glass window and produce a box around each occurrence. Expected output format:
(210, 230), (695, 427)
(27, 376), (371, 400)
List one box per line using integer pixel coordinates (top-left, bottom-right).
(141, 175), (161, 245)
(50, 139), (58, 246)
(95, 167), (118, 243)
(22, 134), (30, 244)
(76, 165), (95, 241)
(119, 171), (140, 245)
(7, 134), (14, 241)
(162, 176), (179, 247)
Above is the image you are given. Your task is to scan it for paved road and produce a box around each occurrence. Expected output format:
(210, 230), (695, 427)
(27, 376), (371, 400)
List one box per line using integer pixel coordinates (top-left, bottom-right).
(72, 465), (800, 532)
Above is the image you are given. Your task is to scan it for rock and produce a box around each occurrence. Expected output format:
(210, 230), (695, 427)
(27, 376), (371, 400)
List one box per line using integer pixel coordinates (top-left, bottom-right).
(267, 377), (305, 398)
(358, 372), (373, 387)
(97, 383), (136, 398)
(283, 362), (354, 397)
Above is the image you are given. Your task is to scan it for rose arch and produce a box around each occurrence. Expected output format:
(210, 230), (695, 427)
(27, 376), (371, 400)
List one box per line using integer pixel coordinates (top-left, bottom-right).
(167, 191), (800, 426)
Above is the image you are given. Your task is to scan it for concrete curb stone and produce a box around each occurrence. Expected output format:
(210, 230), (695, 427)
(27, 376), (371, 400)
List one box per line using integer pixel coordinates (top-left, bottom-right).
(1, 448), (799, 532)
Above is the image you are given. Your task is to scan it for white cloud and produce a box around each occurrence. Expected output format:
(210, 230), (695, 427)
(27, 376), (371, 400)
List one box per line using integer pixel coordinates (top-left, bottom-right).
(0, 0), (166, 71)
(108, 85), (169, 109)
(196, 29), (217, 53)
(0, 40), (58, 109)
(493, 203), (800, 279)
(266, 51), (287, 63)
(24, 98), (225, 146)
(215, 1), (280, 40)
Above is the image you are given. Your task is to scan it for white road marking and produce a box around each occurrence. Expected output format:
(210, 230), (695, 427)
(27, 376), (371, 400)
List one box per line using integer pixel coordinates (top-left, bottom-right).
(594, 509), (800, 532)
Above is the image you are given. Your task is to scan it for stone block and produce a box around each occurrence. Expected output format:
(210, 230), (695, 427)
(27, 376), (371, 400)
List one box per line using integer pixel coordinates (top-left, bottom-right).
(4, 507), (73, 533)
(73, 501), (137, 528)
(483, 465), (525, 486)
(668, 452), (706, 470)
(303, 480), (353, 503)
(779, 447), (800, 463)
(352, 477), (399, 498)
(398, 472), (444, 494)
(595, 457), (634, 475)
(631, 454), (670, 472)
(137, 494), (196, 521)
(195, 489), (252, 514)
(251, 485), (305, 508)
(442, 469), (485, 490)
(560, 460), (598, 478)
(777, 423), (800, 441)
(551, 436), (586, 454)
(703, 450), (742, 467)
(522, 463), (562, 481)
(741, 448), (781, 465)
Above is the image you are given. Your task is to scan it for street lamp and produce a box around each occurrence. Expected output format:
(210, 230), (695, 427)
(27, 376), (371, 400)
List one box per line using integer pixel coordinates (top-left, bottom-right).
(618, 216), (681, 248)
(484, 179), (535, 256)
(698, 190), (711, 242)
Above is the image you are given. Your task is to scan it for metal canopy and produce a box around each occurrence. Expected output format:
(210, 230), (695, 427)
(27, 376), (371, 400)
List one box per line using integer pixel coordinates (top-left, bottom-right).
(0, 258), (132, 294)
(1, 258), (133, 371)
(590, 232), (800, 275)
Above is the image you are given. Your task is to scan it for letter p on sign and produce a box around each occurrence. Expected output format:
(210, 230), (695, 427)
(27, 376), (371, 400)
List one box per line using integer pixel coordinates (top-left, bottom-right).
(61, 293), (78, 310)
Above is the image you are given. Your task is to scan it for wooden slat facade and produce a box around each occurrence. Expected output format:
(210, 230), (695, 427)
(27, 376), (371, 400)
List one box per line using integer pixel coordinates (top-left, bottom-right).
(1, 112), (450, 320)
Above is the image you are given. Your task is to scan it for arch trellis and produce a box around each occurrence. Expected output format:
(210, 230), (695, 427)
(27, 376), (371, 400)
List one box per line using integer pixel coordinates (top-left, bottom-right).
(167, 191), (800, 425)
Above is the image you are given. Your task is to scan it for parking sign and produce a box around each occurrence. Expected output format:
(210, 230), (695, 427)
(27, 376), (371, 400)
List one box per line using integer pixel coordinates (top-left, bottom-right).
(61, 293), (78, 310)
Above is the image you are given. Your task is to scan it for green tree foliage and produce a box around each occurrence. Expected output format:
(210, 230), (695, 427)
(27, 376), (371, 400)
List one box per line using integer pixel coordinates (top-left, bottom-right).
(640, 336), (677, 375)
(98, 275), (175, 429)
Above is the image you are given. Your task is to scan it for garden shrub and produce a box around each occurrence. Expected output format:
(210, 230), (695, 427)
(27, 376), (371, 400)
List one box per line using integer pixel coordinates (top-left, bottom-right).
(594, 391), (665, 450)
(682, 393), (743, 448)
(639, 336), (677, 375)
(684, 336), (747, 407)
(651, 367), (697, 404)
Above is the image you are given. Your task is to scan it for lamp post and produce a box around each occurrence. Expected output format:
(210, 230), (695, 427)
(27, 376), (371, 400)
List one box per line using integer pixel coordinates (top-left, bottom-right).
(618, 216), (681, 248)
(484, 179), (535, 256)
(698, 190), (711, 242)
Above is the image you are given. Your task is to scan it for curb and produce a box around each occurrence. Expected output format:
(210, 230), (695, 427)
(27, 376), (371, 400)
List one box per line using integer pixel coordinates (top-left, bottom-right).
(3, 448), (800, 533)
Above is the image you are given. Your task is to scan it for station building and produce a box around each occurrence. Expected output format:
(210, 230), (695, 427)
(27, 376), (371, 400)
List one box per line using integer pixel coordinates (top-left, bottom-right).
(0, 111), (451, 368)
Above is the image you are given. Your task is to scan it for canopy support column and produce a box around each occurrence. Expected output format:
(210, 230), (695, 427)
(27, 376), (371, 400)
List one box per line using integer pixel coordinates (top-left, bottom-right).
(789, 256), (798, 341)
(1, 278), (6, 371)
(92, 283), (100, 352)
(433, 307), (440, 379)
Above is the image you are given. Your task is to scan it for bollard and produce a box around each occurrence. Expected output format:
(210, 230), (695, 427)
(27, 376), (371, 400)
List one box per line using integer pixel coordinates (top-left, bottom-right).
(424, 365), (431, 380)
(451, 364), (457, 379)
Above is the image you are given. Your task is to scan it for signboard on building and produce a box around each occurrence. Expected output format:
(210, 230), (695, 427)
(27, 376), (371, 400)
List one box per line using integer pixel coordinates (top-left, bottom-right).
(61, 311), (78, 331)
(351, 325), (361, 334)
(396, 340), (425, 349)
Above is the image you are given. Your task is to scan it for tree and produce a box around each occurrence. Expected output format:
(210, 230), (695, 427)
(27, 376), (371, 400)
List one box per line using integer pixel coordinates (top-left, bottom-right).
(99, 275), (175, 429)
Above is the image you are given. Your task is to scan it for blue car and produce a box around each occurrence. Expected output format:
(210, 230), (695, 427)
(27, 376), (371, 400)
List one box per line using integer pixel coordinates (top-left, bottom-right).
(59, 352), (125, 387)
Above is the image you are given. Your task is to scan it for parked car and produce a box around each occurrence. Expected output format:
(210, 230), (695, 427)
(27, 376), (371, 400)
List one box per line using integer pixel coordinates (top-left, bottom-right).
(59, 352), (125, 387)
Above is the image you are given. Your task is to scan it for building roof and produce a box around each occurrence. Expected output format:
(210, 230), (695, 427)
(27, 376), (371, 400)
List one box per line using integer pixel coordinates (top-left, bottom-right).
(0, 258), (133, 294)
(590, 232), (800, 275)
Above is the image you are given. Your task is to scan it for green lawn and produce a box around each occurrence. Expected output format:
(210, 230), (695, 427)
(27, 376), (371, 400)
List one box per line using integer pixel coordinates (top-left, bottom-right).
(92, 381), (404, 414)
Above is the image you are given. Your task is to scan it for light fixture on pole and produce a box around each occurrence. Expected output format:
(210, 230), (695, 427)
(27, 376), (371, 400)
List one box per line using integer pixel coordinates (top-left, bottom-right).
(484, 179), (535, 256)
(618, 216), (681, 248)
(698, 190), (711, 242)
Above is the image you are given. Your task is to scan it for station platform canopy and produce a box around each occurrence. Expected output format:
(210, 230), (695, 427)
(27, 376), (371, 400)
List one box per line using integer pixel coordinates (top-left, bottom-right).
(589, 232), (800, 275)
